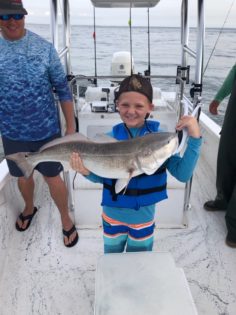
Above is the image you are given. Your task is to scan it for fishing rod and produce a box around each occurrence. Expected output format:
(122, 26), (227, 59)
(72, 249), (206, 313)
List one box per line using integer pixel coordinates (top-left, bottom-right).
(129, 3), (133, 76)
(146, 8), (151, 79)
(93, 6), (98, 86)
(203, 0), (235, 75)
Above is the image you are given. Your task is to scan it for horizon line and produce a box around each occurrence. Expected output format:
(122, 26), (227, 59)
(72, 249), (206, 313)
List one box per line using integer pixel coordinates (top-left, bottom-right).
(26, 23), (236, 30)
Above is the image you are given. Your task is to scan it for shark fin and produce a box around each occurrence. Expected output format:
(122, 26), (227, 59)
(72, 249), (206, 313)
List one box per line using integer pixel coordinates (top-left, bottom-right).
(141, 165), (160, 175)
(115, 179), (129, 194)
(39, 133), (91, 152)
(141, 159), (166, 175)
(115, 171), (133, 194)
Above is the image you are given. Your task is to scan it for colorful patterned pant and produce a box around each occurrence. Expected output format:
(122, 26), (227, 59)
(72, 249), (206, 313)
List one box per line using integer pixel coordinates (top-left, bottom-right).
(102, 213), (155, 253)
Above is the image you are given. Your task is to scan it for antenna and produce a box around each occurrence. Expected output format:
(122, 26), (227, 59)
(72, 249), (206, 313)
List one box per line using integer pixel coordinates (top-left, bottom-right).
(93, 6), (98, 86)
(129, 2), (133, 75)
(203, 0), (235, 75)
(147, 8), (151, 79)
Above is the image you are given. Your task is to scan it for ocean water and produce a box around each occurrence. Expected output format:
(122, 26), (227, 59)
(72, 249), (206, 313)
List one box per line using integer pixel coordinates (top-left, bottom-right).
(0, 24), (235, 161)
(27, 24), (235, 122)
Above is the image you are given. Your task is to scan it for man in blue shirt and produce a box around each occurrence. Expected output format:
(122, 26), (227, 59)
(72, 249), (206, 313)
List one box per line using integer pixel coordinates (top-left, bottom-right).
(0, 0), (78, 247)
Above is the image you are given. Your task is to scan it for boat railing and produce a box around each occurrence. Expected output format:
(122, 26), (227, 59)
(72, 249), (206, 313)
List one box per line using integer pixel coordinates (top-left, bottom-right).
(49, 0), (205, 215)
(69, 74), (178, 82)
(49, 0), (76, 213)
(50, 0), (71, 74)
(179, 0), (205, 212)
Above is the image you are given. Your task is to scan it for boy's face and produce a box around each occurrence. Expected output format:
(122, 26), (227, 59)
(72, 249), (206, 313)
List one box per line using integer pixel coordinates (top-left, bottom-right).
(116, 91), (154, 128)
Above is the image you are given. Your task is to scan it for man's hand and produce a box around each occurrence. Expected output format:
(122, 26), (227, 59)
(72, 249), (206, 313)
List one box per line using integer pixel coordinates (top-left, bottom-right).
(209, 100), (220, 115)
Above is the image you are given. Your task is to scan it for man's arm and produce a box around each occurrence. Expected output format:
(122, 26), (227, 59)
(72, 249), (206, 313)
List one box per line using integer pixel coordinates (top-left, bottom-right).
(215, 64), (236, 102)
(48, 44), (76, 134)
(209, 64), (236, 115)
(60, 100), (76, 135)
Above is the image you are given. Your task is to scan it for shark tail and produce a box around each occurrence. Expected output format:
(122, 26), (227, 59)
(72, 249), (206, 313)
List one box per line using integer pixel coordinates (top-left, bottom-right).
(5, 152), (35, 179)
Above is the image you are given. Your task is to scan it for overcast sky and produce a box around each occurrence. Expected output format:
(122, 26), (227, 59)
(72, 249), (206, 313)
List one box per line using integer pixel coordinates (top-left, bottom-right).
(22, 0), (236, 28)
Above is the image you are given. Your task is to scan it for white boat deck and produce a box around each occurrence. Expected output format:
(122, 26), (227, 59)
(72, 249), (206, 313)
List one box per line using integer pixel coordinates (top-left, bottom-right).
(0, 154), (236, 315)
(1, 0), (233, 313)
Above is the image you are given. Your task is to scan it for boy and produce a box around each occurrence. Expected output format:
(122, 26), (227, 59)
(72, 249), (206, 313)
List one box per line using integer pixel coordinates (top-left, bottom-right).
(70, 74), (202, 253)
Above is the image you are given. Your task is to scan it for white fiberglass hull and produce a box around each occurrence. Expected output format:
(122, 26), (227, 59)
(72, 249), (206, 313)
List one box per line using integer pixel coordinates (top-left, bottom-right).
(0, 115), (235, 315)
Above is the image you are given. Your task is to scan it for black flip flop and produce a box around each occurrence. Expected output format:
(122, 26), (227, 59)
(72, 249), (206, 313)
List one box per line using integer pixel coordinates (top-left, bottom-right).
(15, 207), (38, 232)
(63, 225), (79, 248)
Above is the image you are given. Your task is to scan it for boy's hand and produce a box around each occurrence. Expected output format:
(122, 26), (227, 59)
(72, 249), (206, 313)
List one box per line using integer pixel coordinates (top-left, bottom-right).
(176, 116), (201, 138)
(70, 152), (90, 175)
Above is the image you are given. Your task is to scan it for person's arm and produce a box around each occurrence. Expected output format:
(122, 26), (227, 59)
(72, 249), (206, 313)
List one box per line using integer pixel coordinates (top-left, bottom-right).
(209, 64), (236, 115)
(48, 45), (76, 134)
(166, 137), (202, 182)
(70, 152), (103, 184)
(168, 115), (202, 182)
(60, 100), (76, 135)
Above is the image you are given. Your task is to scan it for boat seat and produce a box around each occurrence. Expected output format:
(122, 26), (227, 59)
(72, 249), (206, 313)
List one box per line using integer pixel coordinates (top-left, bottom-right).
(72, 171), (186, 229)
(153, 98), (168, 107)
(85, 86), (117, 103)
(152, 87), (168, 108)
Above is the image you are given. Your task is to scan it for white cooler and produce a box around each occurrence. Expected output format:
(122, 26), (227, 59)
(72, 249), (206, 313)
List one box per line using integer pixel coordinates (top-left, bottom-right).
(94, 252), (198, 315)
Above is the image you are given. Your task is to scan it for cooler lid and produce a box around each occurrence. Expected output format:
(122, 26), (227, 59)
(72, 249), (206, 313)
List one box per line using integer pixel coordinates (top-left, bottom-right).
(94, 252), (198, 315)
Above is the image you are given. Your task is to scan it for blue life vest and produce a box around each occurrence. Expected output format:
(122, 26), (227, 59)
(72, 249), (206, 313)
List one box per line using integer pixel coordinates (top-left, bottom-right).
(101, 121), (168, 210)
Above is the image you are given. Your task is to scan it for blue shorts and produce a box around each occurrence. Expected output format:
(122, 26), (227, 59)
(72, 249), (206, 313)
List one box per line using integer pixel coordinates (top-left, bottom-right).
(2, 134), (63, 177)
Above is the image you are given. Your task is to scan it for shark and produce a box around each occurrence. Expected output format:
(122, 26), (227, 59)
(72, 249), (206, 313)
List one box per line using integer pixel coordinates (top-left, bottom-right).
(5, 132), (178, 193)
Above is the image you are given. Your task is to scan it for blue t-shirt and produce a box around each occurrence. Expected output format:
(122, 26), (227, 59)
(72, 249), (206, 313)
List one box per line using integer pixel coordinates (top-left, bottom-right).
(0, 30), (72, 141)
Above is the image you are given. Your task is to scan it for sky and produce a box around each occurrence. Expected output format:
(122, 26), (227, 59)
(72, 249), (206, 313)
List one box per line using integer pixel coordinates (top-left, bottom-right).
(22, 0), (236, 28)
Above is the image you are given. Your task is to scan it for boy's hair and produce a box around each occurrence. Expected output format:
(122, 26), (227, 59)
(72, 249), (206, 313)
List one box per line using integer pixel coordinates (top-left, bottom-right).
(115, 74), (153, 103)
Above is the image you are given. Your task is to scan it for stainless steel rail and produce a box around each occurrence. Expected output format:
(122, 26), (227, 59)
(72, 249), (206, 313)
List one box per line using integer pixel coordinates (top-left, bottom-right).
(50, 0), (75, 213)
(181, 0), (205, 212)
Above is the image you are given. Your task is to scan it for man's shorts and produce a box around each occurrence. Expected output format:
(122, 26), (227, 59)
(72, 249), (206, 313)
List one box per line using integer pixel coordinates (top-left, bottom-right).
(2, 134), (63, 178)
